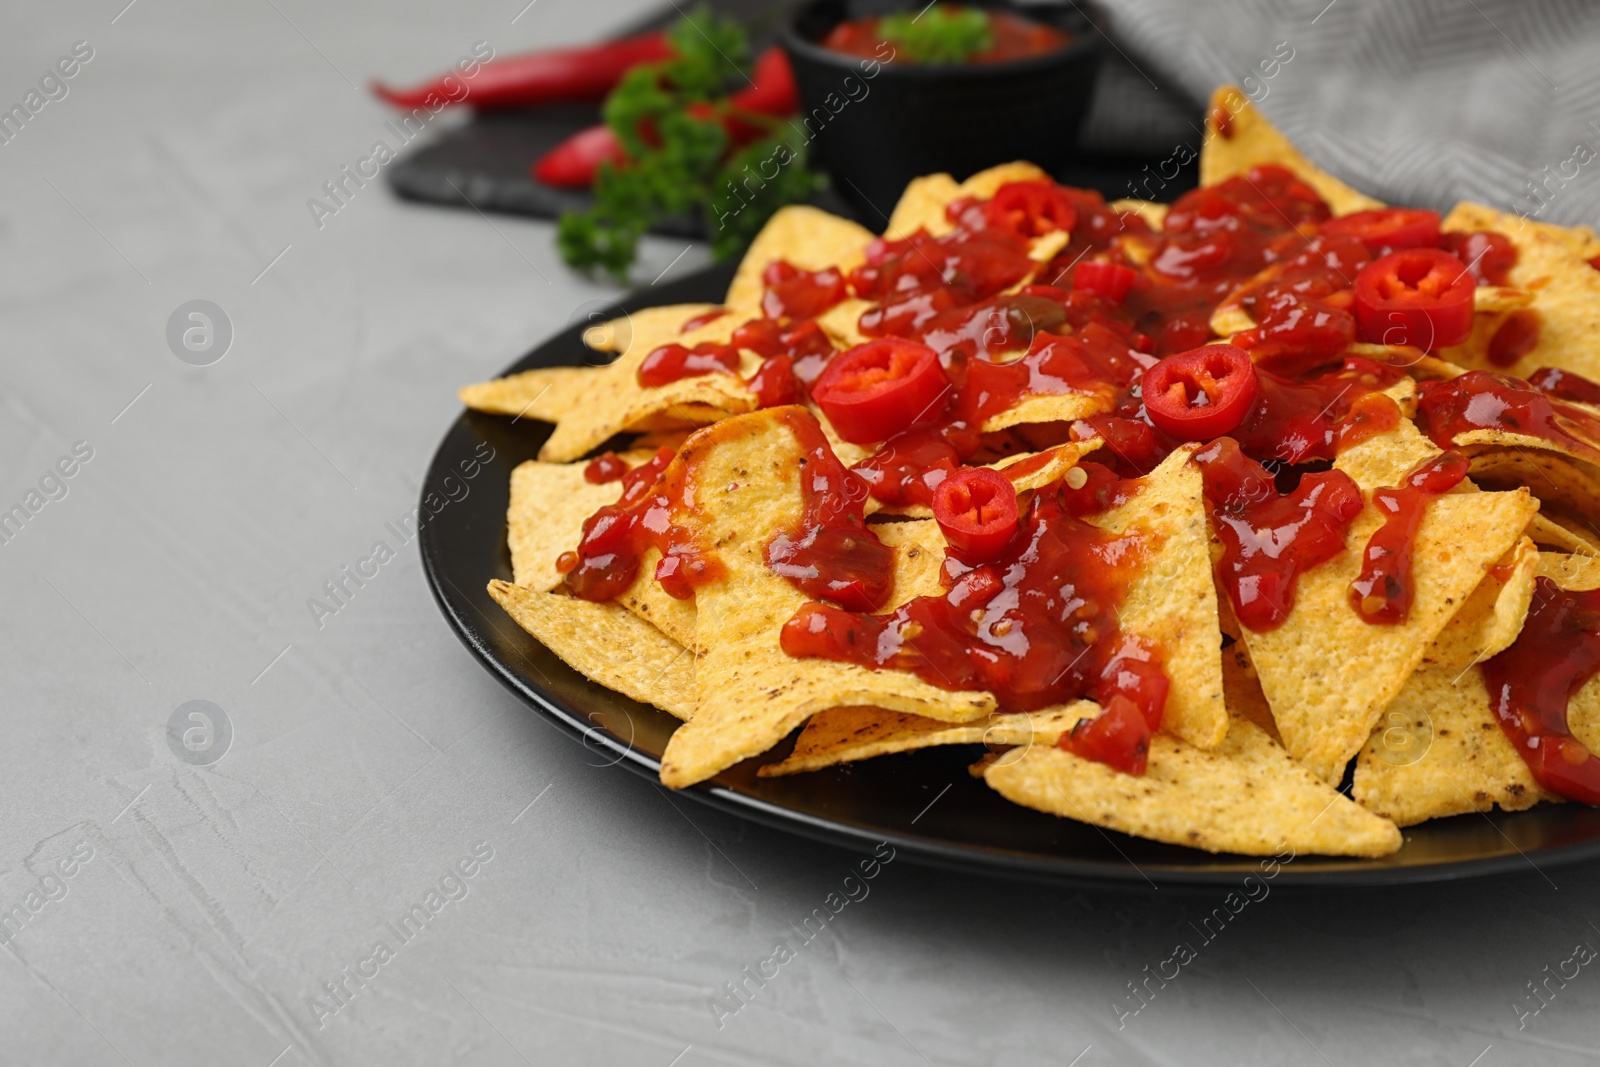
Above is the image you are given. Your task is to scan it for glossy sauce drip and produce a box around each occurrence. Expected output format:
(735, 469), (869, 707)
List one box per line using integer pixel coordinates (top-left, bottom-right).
(780, 464), (1169, 727)
(637, 342), (741, 388)
(1195, 438), (1364, 631)
(681, 307), (728, 333)
(1417, 370), (1600, 466)
(1348, 451), (1469, 624)
(1483, 577), (1600, 804)
(851, 322), (1155, 508)
(583, 452), (629, 484)
(761, 261), (849, 321)
(1231, 357), (1406, 465)
(1530, 366), (1600, 407)
(764, 409), (895, 612)
(561, 446), (724, 602)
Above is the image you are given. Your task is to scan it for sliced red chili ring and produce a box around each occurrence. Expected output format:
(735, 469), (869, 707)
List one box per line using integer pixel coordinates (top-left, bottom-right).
(931, 467), (1019, 561)
(1139, 343), (1260, 442)
(1352, 248), (1476, 350)
(983, 180), (1078, 238)
(1321, 208), (1440, 252)
(1073, 260), (1139, 304)
(811, 338), (949, 443)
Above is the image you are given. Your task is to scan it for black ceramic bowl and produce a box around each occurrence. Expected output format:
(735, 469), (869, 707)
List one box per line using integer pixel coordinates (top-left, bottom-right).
(780, 0), (1104, 224)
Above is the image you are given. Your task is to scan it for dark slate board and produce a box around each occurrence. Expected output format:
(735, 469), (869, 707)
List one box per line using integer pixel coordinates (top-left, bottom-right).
(382, 1), (1198, 233)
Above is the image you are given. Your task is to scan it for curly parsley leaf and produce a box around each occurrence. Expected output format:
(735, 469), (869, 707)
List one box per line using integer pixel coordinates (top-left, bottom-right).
(557, 6), (819, 284)
(880, 6), (993, 64)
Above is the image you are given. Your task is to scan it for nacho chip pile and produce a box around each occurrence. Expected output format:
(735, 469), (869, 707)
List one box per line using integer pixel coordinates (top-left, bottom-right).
(464, 85), (1600, 859)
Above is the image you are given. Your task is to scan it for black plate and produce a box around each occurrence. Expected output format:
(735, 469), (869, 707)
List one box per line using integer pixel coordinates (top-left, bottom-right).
(420, 260), (1600, 889)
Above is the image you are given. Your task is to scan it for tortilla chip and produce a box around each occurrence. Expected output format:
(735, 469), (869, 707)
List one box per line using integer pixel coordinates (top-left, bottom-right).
(985, 717), (1401, 857)
(538, 314), (758, 463)
(725, 206), (874, 313)
(1222, 642), (1278, 742)
(872, 441), (1099, 520)
(980, 392), (1110, 434)
(506, 458), (636, 591)
(1439, 202), (1600, 380)
(487, 581), (695, 720)
(658, 411), (996, 788)
(1537, 553), (1600, 753)
(814, 297), (872, 351)
(1110, 198), (1168, 230)
(887, 173), (963, 238)
(460, 366), (599, 421)
(1094, 445), (1227, 749)
(1200, 86), (1383, 217)
(1350, 664), (1556, 826)
(1474, 286), (1534, 314)
(1239, 418), (1538, 782)
(581, 303), (724, 354)
(616, 550), (700, 651)
(1467, 448), (1600, 530)
(757, 702), (1093, 777)
(1527, 513), (1600, 554)
(1421, 537), (1537, 674)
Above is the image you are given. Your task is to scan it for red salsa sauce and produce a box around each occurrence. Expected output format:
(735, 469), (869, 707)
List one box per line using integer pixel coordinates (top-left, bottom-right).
(1416, 369), (1600, 466)
(1347, 451), (1469, 624)
(565, 167), (1534, 778)
(1194, 438), (1363, 632)
(559, 446), (724, 602)
(780, 462), (1169, 772)
(1483, 576), (1600, 804)
(820, 8), (1071, 64)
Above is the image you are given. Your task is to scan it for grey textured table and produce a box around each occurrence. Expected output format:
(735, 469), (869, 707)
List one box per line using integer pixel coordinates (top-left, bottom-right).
(3, 2), (1599, 1065)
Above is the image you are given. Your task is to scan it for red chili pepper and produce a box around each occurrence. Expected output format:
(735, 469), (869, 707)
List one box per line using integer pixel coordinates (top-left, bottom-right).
(1059, 695), (1151, 776)
(371, 32), (674, 111)
(1140, 343), (1260, 442)
(932, 467), (1019, 561)
(983, 180), (1077, 238)
(1321, 208), (1440, 252)
(1352, 248), (1475, 349)
(531, 47), (799, 189)
(533, 124), (629, 188)
(811, 338), (950, 443)
(1072, 260), (1138, 304)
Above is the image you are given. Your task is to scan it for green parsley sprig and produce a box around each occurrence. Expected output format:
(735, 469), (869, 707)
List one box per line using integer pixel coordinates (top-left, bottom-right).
(557, 8), (821, 283)
(880, 5), (994, 64)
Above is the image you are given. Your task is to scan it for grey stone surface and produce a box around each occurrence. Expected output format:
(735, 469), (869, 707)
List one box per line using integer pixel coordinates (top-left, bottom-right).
(1, 2), (1597, 1064)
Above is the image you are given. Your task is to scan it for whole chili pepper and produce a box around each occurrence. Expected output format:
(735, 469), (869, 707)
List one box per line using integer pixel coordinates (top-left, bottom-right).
(371, 32), (674, 111)
(532, 46), (799, 189)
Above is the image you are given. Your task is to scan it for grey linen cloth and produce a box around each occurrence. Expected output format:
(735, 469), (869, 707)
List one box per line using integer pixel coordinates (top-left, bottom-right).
(1075, 0), (1600, 228)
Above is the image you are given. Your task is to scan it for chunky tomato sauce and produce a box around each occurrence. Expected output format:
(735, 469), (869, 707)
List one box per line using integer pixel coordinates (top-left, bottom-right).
(781, 464), (1167, 737)
(1483, 577), (1600, 805)
(559, 164), (1543, 779)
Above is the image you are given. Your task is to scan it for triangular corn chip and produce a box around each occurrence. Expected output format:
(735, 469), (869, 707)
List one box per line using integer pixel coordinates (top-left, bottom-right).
(582, 303), (723, 354)
(985, 717), (1401, 857)
(1350, 665), (1556, 827)
(460, 366), (599, 421)
(1420, 537), (1536, 674)
(487, 582), (695, 720)
(1240, 418), (1538, 782)
(1439, 202), (1600, 380)
(1200, 86), (1382, 217)
(658, 411), (995, 788)
(1093, 444), (1227, 749)
(538, 314), (758, 462)
(725, 205), (874, 313)
(506, 456), (646, 591)
(757, 702), (1093, 777)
